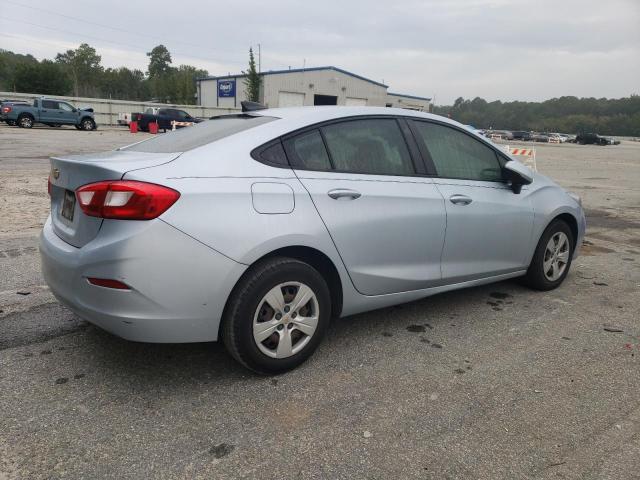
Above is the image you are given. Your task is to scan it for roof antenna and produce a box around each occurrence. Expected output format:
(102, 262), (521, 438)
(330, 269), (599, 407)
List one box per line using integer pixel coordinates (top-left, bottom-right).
(241, 101), (267, 112)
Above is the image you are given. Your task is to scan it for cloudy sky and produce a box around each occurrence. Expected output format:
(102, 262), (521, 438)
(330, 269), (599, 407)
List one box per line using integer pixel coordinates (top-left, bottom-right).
(1, 0), (638, 104)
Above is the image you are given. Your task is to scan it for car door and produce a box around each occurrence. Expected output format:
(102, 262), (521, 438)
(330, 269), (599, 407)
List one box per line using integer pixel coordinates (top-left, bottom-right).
(409, 120), (534, 283)
(156, 109), (170, 129)
(57, 102), (77, 124)
(287, 117), (446, 296)
(40, 100), (60, 123)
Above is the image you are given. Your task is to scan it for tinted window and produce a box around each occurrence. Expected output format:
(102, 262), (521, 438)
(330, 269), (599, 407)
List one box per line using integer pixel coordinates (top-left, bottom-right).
(285, 130), (331, 171)
(42, 100), (58, 109)
(123, 115), (277, 153)
(322, 119), (414, 175)
(412, 121), (503, 181)
(259, 142), (289, 166)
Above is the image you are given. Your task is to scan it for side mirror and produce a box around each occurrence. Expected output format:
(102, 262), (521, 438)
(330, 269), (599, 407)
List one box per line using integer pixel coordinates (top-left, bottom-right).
(72, 108), (77, 113)
(503, 160), (533, 194)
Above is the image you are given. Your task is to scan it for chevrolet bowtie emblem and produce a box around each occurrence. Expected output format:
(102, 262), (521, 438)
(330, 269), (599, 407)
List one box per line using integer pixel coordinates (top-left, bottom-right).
(52, 168), (60, 179)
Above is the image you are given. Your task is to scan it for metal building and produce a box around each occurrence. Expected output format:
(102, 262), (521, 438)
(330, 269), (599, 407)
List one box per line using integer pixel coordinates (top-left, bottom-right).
(196, 66), (431, 111)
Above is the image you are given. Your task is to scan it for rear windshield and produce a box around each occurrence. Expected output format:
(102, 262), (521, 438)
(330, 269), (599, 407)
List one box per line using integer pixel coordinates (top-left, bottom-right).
(122, 115), (277, 153)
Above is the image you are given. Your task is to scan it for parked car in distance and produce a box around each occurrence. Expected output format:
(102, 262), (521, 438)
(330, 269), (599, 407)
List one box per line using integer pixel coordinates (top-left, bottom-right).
(1, 100), (30, 126)
(486, 130), (514, 141)
(511, 131), (531, 141)
(4, 97), (96, 130)
(575, 133), (608, 145)
(134, 108), (203, 132)
(40, 106), (585, 374)
(530, 132), (550, 143)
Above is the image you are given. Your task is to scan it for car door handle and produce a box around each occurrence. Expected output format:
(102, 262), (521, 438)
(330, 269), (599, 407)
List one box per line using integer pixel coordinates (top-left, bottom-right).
(328, 189), (361, 200)
(449, 194), (473, 205)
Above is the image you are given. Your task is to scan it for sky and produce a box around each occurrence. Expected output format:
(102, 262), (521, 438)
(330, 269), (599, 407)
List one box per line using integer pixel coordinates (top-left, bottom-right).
(1, 0), (638, 105)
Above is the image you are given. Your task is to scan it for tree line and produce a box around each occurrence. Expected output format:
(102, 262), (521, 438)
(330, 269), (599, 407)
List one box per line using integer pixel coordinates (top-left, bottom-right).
(433, 96), (640, 136)
(0, 43), (207, 105)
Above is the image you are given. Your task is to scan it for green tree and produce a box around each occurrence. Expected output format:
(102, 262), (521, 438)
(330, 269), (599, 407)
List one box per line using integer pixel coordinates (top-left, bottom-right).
(13, 60), (71, 95)
(146, 45), (174, 101)
(166, 65), (208, 104)
(55, 43), (103, 97)
(100, 67), (148, 101)
(243, 47), (261, 102)
(0, 49), (39, 91)
(147, 45), (172, 78)
(433, 95), (640, 135)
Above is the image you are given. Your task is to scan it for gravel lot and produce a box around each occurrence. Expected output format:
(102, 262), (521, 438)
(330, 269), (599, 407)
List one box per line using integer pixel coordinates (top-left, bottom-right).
(1, 124), (639, 479)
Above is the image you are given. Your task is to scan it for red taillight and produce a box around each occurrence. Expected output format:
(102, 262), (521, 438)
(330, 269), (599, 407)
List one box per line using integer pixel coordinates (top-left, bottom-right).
(2, 106), (11, 113)
(47, 175), (52, 196)
(87, 277), (131, 290)
(76, 180), (180, 220)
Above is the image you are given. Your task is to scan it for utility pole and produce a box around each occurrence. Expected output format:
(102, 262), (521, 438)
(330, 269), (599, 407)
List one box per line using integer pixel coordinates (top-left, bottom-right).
(258, 43), (261, 73)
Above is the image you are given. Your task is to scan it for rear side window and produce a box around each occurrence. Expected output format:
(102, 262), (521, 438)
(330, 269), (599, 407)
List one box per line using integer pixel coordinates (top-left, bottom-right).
(42, 100), (58, 109)
(122, 115), (277, 153)
(257, 141), (289, 166)
(284, 130), (332, 171)
(321, 119), (414, 175)
(412, 121), (503, 182)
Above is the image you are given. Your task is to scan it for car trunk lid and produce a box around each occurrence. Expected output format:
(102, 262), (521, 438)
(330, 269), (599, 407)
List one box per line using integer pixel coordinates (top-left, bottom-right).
(48, 150), (180, 247)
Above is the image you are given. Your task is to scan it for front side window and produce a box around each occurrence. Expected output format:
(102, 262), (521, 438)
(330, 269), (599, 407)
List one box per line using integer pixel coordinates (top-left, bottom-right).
(284, 130), (331, 171)
(321, 119), (414, 176)
(412, 121), (503, 182)
(58, 102), (74, 112)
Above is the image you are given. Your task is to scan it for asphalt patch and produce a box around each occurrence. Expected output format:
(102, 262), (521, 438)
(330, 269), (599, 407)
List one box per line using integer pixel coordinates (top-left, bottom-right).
(210, 443), (235, 459)
(406, 325), (426, 333)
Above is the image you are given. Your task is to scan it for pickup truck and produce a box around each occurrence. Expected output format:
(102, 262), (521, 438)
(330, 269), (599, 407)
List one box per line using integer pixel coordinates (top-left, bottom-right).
(4, 97), (97, 130)
(133, 107), (202, 132)
(575, 132), (608, 145)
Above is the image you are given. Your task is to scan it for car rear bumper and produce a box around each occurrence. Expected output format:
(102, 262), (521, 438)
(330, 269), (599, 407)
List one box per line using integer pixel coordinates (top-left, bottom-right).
(40, 216), (246, 343)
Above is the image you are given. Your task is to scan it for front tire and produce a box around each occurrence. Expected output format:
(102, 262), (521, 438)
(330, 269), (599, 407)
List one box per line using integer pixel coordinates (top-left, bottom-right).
(222, 257), (331, 375)
(80, 118), (95, 131)
(521, 219), (574, 291)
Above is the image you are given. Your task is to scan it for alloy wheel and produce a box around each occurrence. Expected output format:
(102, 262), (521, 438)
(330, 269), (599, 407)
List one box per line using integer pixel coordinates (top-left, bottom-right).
(543, 232), (570, 281)
(252, 282), (319, 359)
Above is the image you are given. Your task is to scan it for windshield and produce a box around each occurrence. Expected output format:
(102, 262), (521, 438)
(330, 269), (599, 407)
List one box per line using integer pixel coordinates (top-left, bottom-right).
(122, 115), (277, 153)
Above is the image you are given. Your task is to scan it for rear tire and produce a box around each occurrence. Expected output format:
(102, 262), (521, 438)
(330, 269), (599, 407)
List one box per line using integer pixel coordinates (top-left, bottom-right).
(17, 114), (34, 128)
(222, 257), (331, 375)
(521, 219), (574, 291)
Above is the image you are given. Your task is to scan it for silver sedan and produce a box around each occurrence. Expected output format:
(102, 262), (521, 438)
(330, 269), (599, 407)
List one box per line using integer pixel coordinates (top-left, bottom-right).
(40, 106), (585, 374)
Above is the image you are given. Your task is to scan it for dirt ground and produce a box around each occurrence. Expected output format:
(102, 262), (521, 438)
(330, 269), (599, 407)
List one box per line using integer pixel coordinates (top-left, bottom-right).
(0, 123), (639, 479)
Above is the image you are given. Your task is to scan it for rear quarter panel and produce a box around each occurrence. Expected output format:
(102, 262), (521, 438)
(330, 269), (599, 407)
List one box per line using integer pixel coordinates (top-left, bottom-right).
(122, 142), (365, 315)
(7, 105), (39, 120)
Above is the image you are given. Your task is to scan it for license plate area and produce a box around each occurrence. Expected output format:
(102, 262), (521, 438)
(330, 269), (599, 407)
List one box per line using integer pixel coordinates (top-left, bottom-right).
(61, 189), (76, 221)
